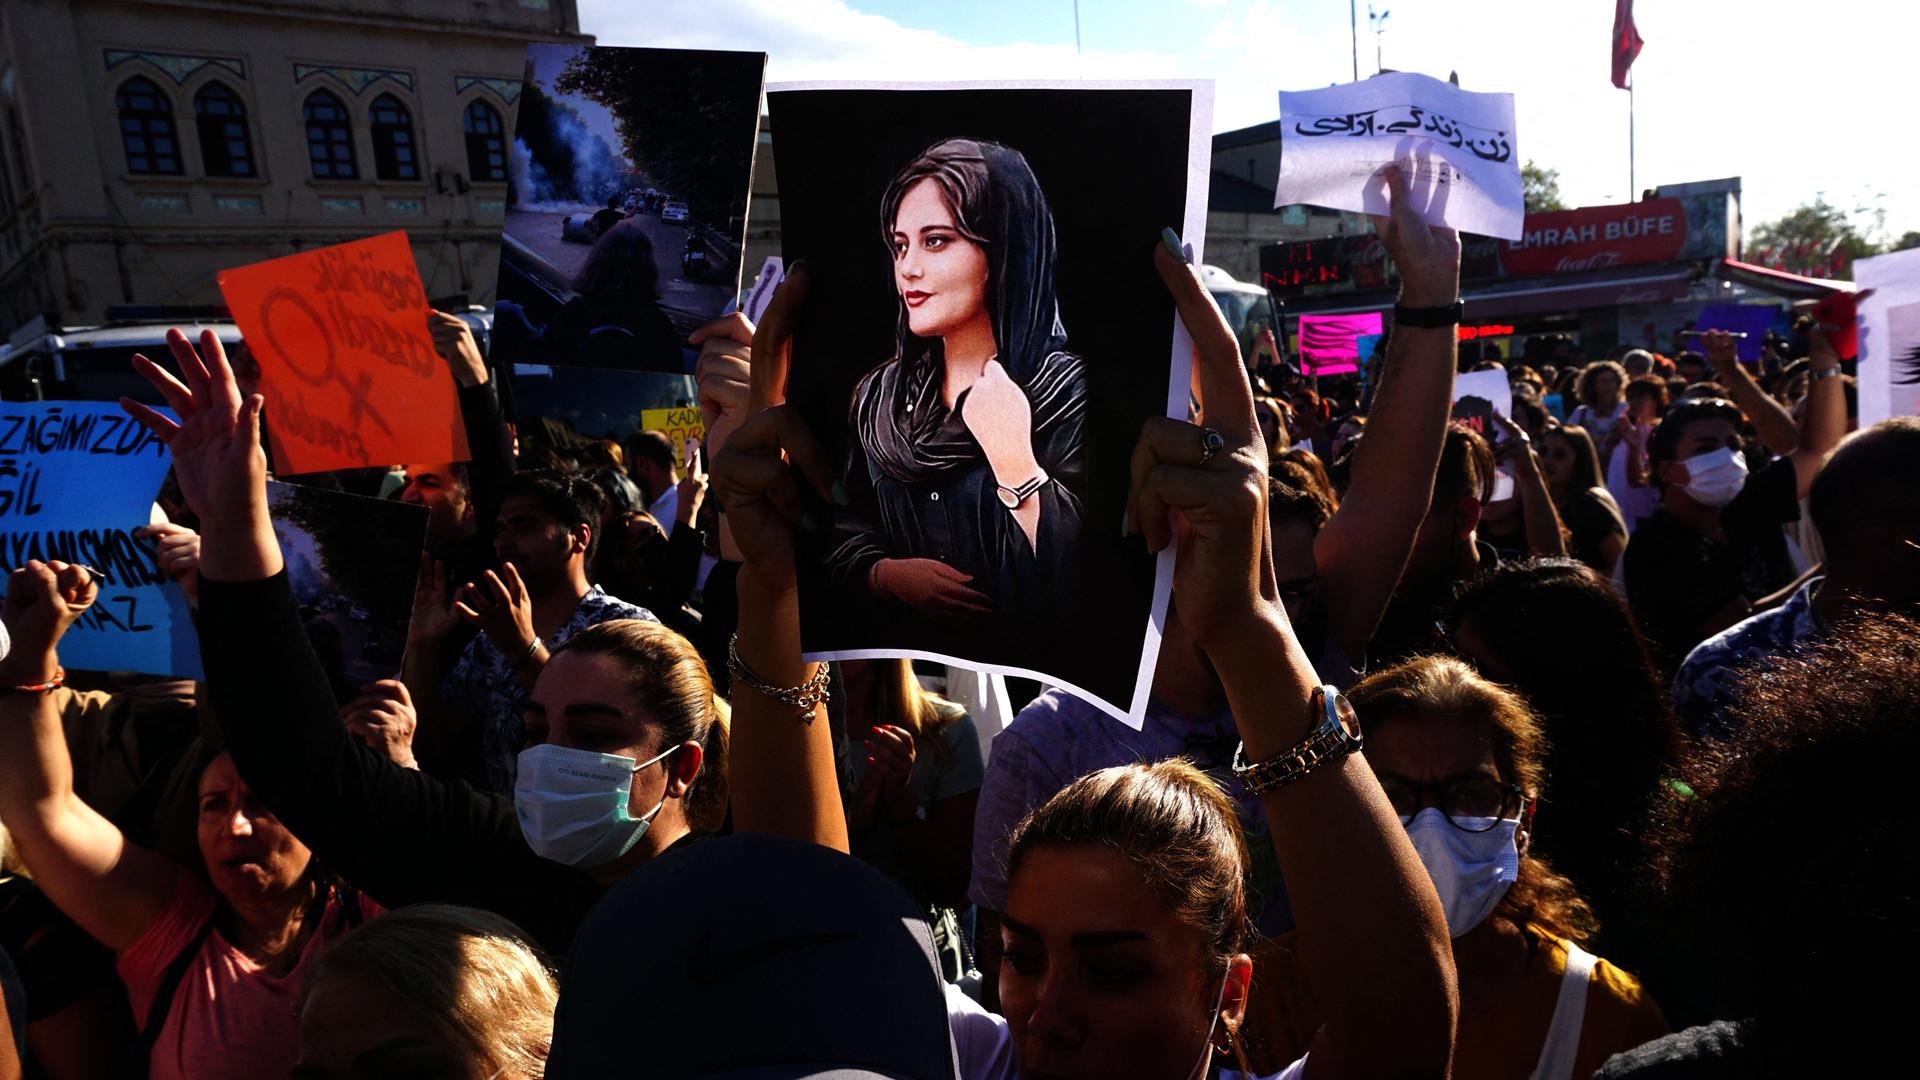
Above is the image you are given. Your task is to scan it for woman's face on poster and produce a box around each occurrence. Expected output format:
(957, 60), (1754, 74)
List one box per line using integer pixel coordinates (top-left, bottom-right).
(891, 178), (989, 339)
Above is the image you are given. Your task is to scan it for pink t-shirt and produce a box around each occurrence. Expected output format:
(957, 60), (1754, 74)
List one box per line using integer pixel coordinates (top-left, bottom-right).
(116, 870), (380, 1080)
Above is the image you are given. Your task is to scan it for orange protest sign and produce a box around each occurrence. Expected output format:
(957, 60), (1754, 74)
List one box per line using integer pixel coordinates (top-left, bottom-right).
(217, 231), (470, 475)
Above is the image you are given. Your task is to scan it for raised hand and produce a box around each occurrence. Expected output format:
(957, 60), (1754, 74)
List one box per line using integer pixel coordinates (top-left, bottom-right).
(341, 679), (420, 770)
(710, 268), (836, 589)
(1126, 241), (1278, 651)
(691, 313), (754, 457)
(407, 553), (461, 646)
(1, 562), (98, 684)
(121, 329), (265, 525)
(137, 522), (202, 600)
(1371, 165), (1463, 307)
(1702, 329), (1741, 378)
(453, 563), (537, 657)
(426, 310), (488, 388)
(676, 446), (709, 526)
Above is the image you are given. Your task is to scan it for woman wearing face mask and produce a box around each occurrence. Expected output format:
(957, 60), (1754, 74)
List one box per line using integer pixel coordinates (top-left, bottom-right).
(116, 329), (729, 959)
(0, 561), (380, 1080)
(831, 138), (1087, 642)
(714, 207), (1460, 1078)
(1241, 656), (1668, 1079)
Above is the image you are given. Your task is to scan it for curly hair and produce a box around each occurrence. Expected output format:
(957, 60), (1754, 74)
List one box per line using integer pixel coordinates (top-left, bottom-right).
(1643, 611), (1920, 1034)
(1575, 360), (1628, 409)
(1347, 655), (1598, 946)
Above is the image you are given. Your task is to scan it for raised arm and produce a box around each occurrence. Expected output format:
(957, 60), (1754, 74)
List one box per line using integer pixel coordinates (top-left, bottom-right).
(710, 267), (850, 852)
(1129, 244), (1456, 1079)
(1704, 331), (1801, 456)
(119, 329), (531, 909)
(0, 562), (178, 954)
(1312, 167), (1462, 658)
(1495, 414), (1569, 558)
(1784, 315), (1852, 500)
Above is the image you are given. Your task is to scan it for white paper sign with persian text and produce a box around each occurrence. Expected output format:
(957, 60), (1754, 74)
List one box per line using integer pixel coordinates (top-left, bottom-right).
(1855, 248), (1920, 427)
(1277, 72), (1523, 240)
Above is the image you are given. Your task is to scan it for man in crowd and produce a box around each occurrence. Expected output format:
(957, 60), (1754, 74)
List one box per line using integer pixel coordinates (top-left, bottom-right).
(625, 430), (685, 537)
(1365, 423), (1497, 663)
(406, 472), (655, 792)
(1672, 416), (1920, 737)
(401, 311), (517, 588)
(1624, 327), (1846, 669)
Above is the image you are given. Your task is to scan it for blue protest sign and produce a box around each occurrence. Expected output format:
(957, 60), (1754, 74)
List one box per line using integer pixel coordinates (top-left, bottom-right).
(0, 402), (200, 678)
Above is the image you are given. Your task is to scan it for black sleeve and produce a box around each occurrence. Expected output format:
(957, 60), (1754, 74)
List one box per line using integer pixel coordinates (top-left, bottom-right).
(1724, 454), (1800, 536)
(197, 573), (552, 912)
(654, 520), (704, 612)
(457, 379), (516, 539)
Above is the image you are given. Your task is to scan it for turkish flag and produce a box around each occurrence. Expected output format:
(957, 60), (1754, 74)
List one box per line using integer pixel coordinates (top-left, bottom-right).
(1612, 0), (1644, 89)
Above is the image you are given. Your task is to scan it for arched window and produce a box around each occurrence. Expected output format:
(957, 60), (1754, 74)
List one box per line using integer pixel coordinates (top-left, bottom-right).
(193, 81), (255, 178)
(303, 90), (357, 179)
(462, 100), (506, 183)
(116, 77), (181, 175)
(369, 94), (418, 181)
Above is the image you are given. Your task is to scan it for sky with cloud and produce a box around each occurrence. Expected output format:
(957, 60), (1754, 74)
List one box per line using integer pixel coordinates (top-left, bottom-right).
(579, 0), (1919, 243)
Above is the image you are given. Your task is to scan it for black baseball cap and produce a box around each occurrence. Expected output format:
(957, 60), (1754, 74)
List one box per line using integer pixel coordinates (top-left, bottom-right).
(547, 832), (959, 1079)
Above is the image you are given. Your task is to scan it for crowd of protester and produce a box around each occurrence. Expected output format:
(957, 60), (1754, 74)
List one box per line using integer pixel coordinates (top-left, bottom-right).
(0, 165), (1913, 1080)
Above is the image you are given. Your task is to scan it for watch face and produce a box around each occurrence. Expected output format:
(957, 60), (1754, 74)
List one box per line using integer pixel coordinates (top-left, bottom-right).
(1329, 689), (1361, 740)
(997, 486), (1019, 509)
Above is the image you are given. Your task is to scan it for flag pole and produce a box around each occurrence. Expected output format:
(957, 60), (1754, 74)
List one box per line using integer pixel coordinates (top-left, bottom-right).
(1628, 72), (1636, 202)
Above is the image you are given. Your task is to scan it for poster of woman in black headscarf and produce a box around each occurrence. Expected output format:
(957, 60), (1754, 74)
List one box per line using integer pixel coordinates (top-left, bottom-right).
(768, 82), (1210, 723)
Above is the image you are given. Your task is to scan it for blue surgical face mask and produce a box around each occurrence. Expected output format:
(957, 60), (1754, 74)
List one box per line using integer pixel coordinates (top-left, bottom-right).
(1403, 807), (1521, 939)
(513, 742), (679, 867)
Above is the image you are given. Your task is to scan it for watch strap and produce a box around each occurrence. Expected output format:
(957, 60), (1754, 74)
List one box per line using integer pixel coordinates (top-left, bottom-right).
(1232, 686), (1361, 795)
(1393, 300), (1465, 328)
(998, 472), (1048, 504)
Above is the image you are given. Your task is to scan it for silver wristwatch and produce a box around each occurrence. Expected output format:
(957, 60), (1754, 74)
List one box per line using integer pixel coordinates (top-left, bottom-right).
(1231, 685), (1362, 795)
(996, 471), (1048, 509)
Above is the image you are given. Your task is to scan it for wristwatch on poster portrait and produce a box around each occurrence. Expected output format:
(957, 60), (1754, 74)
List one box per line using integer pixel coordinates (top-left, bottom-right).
(996, 470), (1049, 509)
(1232, 684), (1363, 795)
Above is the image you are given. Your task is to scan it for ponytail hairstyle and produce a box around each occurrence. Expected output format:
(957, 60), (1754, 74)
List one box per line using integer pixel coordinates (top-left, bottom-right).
(549, 619), (730, 833)
(1007, 759), (1254, 1071)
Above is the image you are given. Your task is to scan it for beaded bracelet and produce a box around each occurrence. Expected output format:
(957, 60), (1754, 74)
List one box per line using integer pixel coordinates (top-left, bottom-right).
(727, 634), (830, 723)
(6, 668), (65, 695)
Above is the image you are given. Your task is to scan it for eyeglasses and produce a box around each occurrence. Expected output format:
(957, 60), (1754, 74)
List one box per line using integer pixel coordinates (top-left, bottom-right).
(1377, 774), (1527, 833)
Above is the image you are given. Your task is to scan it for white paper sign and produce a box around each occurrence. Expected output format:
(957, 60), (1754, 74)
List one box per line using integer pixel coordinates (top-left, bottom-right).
(1855, 249), (1920, 427)
(1451, 367), (1516, 501)
(1277, 72), (1523, 240)
(743, 256), (784, 325)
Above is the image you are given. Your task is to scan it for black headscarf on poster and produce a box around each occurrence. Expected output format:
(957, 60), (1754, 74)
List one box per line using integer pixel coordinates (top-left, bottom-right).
(853, 138), (1087, 487)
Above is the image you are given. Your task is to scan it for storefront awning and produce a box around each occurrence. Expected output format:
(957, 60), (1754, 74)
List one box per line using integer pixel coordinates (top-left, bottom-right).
(1712, 258), (1853, 300)
(1279, 265), (1697, 320)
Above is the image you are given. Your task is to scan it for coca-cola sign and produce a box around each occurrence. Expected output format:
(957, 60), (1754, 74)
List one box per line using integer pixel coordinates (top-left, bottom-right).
(1499, 199), (1688, 277)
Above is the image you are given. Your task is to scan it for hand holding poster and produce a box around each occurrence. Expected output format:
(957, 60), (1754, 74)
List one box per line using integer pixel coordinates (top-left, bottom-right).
(1694, 304), (1777, 363)
(1855, 249), (1920, 426)
(1277, 71), (1523, 240)
(218, 231), (470, 475)
(767, 79), (1211, 726)
(0, 402), (200, 677)
(1452, 367), (1516, 501)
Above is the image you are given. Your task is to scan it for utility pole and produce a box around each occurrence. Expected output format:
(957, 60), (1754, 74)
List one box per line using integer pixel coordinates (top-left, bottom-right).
(1350, 0), (1359, 81)
(1370, 6), (1391, 75)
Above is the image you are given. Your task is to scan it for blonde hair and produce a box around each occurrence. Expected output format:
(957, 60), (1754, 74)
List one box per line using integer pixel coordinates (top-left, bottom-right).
(310, 904), (558, 1077)
(861, 659), (959, 768)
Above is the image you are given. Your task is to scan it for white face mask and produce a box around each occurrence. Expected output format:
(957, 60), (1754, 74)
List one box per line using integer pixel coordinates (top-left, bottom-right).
(513, 742), (678, 867)
(1678, 446), (1748, 507)
(1404, 807), (1521, 939)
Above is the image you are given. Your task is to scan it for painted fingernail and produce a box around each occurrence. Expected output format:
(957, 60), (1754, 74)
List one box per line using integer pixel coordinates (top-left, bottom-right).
(785, 259), (807, 280)
(1160, 227), (1187, 264)
(831, 480), (850, 506)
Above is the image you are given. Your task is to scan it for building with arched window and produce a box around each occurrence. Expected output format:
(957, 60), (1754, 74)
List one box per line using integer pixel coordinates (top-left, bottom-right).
(193, 80), (254, 178)
(369, 93), (417, 182)
(0, 1), (587, 339)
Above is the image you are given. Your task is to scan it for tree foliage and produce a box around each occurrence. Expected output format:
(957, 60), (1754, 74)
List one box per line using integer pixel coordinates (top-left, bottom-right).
(1748, 196), (1881, 279)
(554, 49), (762, 226)
(1522, 160), (1566, 215)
